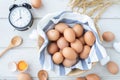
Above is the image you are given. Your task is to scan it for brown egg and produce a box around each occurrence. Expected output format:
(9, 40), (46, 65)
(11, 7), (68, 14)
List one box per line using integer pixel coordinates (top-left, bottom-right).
(71, 39), (83, 53)
(47, 29), (60, 41)
(57, 37), (69, 49)
(55, 23), (69, 33)
(86, 74), (100, 80)
(106, 61), (119, 74)
(84, 31), (96, 46)
(62, 47), (77, 60)
(79, 36), (85, 45)
(63, 59), (77, 68)
(102, 31), (115, 42)
(80, 45), (91, 59)
(52, 52), (64, 65)
(31, 0), (42, 8)
(47, 42), (59, 55)
(17, 73), (32, 80)
(73, 24), (84, 37)
(76, 77), (86, 80)
(64, 28), (76, 42)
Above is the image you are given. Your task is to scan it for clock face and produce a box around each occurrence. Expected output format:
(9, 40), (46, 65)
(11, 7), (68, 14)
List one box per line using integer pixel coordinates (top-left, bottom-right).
(9, 7), (32, 28)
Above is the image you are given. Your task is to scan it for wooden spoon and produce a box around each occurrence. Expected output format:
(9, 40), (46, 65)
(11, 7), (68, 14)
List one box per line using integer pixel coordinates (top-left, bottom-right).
(0, 36), (23, 57)
(38, 70), (48, 80)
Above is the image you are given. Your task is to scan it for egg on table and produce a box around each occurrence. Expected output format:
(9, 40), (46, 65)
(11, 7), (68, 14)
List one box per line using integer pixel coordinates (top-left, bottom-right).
(76, 77), (86, 80)
(31, 0), (42, 8)
(86, 74), (100, 80)
(106, 61), (119, 74)
(17, 73), (32, 80)
(102, 31), (115, 42)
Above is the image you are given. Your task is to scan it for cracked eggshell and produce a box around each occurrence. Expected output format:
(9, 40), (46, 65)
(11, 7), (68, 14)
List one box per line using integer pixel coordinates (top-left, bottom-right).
(29, 29), (38, 40)
(8, 62), (17, 72)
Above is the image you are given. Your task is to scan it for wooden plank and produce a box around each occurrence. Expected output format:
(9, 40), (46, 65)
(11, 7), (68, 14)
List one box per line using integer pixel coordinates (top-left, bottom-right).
(0, 48), (40, 77)
(0, 0), (120, 80)
(0, 0), (120, 18)
(98, 19), (120, 41)
(0, 48), (66, 77)
(0, 19), (39, 48)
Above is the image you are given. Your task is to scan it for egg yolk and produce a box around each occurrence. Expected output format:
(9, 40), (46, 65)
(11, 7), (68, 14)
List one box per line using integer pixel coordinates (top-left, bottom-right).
(18, 61), (28, 71)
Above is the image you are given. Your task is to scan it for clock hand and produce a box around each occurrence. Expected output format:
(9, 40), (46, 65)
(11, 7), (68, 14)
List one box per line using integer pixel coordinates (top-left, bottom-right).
(15, 10), (22, 22)
(15, 18), (21, 22)
(19, 10), (22, 19)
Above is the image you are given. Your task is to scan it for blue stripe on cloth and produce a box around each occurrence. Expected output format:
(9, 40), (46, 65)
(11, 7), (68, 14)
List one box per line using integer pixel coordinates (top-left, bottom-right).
(71, 65), (76, 69)
(43, 21), (53, 31)
(81, 59), (88, 70)
(94, 43), (103, 60)
(59, 65), (65, 75)
(53, 11), (72, 19)
(50, 55), (54, 70)
(59, 18), (83, 24)
(86, 22), (101, 44)
(87, 57), (91, 64)
(39, 48), (45, 67)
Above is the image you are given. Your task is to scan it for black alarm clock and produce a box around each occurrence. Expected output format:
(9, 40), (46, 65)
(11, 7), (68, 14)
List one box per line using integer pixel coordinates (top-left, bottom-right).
(8, 3), (33, 31)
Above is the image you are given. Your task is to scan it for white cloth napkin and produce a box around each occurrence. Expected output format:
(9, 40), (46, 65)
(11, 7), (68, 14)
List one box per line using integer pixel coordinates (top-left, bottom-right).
(37, 11), (108, 75)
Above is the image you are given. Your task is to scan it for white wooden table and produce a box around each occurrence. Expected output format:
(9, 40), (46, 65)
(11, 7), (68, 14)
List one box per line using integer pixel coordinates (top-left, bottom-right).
(0, 0), (120, 80)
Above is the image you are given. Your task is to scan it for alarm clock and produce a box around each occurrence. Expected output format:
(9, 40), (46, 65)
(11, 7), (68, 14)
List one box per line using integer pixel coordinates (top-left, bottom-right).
(8, 3), (33, 31)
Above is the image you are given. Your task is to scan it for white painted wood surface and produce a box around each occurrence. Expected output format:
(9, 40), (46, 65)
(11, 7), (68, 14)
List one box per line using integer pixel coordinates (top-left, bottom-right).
(0, 0), (120, 80)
